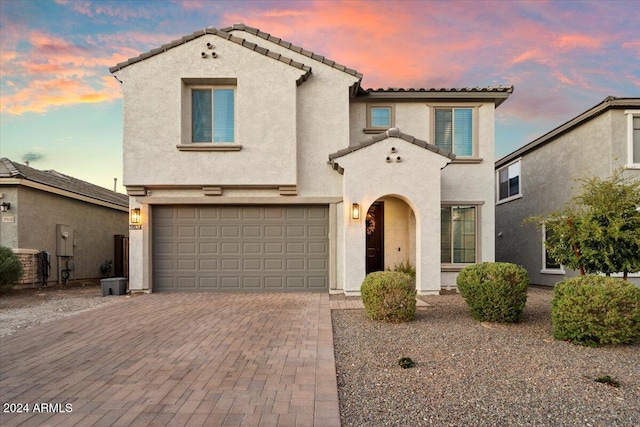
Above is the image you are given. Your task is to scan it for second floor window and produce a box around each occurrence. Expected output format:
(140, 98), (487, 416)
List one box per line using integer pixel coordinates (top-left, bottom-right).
(192, 88), (235, 142)
(498, 160), (521, 201)
(435, 108), (473, 156)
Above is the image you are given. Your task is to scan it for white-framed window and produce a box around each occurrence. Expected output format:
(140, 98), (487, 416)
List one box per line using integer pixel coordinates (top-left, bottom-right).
(441, 205), (477, 264)
(541, 224), (564, 274)
(497, 159), (521, 202)
(626, 110), (640, 168)
(191, 86), (235, 143)
(435, 108), (474, 156)
(365, 104), (395, 133)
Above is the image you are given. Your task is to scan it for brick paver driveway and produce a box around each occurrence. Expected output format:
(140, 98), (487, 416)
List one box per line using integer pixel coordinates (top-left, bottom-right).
(0, 293), (340, 426)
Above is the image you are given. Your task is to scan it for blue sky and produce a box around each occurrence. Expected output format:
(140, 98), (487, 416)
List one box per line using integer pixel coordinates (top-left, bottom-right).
(1, 0), (639, 192)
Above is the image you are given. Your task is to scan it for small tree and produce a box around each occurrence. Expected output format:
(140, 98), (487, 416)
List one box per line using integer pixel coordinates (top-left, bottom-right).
(528, 169), (640, 279)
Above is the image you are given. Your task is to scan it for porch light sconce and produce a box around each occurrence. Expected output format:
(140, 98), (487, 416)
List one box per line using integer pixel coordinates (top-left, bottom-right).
(352, 203), (360, 220)
(130, 208), (141, 224)
(0, 202), (10, 212)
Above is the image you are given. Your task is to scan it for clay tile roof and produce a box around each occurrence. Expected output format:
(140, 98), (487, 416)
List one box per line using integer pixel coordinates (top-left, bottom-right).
(327, 128), (455, 174)
(109, 26), (312, 86)
(0, 158), (129, 207)
(220, 23), (363, 81)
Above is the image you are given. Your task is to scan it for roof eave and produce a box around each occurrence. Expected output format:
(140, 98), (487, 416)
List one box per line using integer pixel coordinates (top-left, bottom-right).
(355, 87), (513, 107)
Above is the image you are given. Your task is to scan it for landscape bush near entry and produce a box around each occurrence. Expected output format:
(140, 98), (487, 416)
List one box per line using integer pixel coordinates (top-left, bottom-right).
(361, 271), (416, 322)
(0, 246), (23, 293)
(456, 262), (529, 323)
(552, 276), (640, 347)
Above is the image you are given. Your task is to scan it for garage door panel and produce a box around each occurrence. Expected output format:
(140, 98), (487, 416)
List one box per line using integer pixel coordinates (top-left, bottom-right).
(265, 242), (283, 254)
(177, 259), (197, 271)
(153, 205), (328, 292)
(199, 259), (218, 270)
(221, 277), (240, 289)
(265, 277), (283, 288)
(199, 277), (219, 289)
(264, 259), (283, 271)
(199, 226), (218, 237)
(243, 242), (261, 254)
(243, 259), (261, 270)
(221, 226), (240, 237)
(221, 242), (240, 254)
(177, 207), (197, 220)
(199, 242), (218, 254)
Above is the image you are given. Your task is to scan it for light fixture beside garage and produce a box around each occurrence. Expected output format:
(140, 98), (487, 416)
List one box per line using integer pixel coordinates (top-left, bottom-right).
(352, 203), (360, 220)
(0, 202), (10, 212)
(130, 208), (141, 224)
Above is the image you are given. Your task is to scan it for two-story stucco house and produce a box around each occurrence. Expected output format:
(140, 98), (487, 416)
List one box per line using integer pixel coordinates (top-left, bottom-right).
(495, 96), (640, 286)
(110, 24), (512, 294)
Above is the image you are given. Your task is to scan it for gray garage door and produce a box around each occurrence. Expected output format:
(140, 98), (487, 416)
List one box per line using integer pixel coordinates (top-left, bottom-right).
(153, 205), (329, 292)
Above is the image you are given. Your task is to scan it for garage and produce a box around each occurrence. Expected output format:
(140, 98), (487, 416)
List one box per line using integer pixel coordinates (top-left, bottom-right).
(152, 205), (329, 292)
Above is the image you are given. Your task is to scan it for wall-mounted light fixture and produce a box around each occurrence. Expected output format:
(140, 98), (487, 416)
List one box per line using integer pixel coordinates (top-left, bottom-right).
(0, 202), (10, 212)
(352, 203), (360, 220)
(130, 208), (141, 224)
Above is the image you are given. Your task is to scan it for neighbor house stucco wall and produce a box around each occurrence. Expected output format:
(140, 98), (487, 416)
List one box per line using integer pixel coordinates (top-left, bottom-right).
(1, 186), (128, 283)
(495, 110), (640, 286)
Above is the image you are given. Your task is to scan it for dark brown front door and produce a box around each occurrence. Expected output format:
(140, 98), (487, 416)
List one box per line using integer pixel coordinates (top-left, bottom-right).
(366, 202), (384, 274)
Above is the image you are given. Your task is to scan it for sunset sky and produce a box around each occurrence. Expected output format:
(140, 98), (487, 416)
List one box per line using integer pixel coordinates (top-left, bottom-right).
(1, 0), (639, 193)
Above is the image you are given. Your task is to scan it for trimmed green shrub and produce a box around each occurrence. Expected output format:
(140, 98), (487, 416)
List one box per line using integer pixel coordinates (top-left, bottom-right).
(0, 246), (23, 293)
(552, 276), (640, 347)
(456, 262), (529, 323)
(387, 260), (416, 278)
(361, 271), (416, 322)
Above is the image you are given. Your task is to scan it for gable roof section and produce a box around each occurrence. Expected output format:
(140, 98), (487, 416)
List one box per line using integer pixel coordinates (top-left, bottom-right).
(0, 158), (129, 208)
(357, 86), (514, 107)
(496, 96), (640, 168)
(109, 26), (312, 85)
(221, 23), (363, 81)
(328, 128), (455, 174)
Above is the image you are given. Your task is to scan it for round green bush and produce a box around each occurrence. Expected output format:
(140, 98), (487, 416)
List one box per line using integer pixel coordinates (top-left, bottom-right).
(0, 246), (23, 293)
(361, 271), (416, 322)
(456, 262), (529, 323)
(552, 276), (640, 347)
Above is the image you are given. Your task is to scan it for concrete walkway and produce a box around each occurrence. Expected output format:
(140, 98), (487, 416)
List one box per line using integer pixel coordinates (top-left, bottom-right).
(0, 293), (339, 427)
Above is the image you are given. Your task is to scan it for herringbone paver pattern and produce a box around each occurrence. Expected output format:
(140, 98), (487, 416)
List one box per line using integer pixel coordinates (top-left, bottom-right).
(0, 293), (339, 426)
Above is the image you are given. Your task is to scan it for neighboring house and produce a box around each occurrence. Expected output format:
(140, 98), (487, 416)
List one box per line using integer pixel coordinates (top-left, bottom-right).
(110, 23), (512, 294)
(0, 158), (130, 286)
(495, 97), (640, 286)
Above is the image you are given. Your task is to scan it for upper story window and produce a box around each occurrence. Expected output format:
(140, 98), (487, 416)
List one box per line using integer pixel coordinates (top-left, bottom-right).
(192, 87), (235, 143)
(627, 111), (640, 168)
(365, 104), (395, 133)
(435, 108), (473, 156)
(497, 159), (521, 202)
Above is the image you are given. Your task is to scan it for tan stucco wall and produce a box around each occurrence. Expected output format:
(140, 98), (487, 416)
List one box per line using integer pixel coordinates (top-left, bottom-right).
(0, 186), (128, 283)
(336, 137), (451, 294)
(115, 34), (308, 187)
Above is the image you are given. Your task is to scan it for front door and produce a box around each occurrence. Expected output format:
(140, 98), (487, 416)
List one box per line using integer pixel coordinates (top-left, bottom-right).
(365, 202), (384, 274)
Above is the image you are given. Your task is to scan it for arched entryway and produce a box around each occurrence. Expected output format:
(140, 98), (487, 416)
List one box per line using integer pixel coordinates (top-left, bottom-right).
(365, 195), (416, 274)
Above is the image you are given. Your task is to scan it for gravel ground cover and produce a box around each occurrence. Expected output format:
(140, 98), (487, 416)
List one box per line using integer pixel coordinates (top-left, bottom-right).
(0, 280), (128, 337)
(332, 287), (640, 427)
